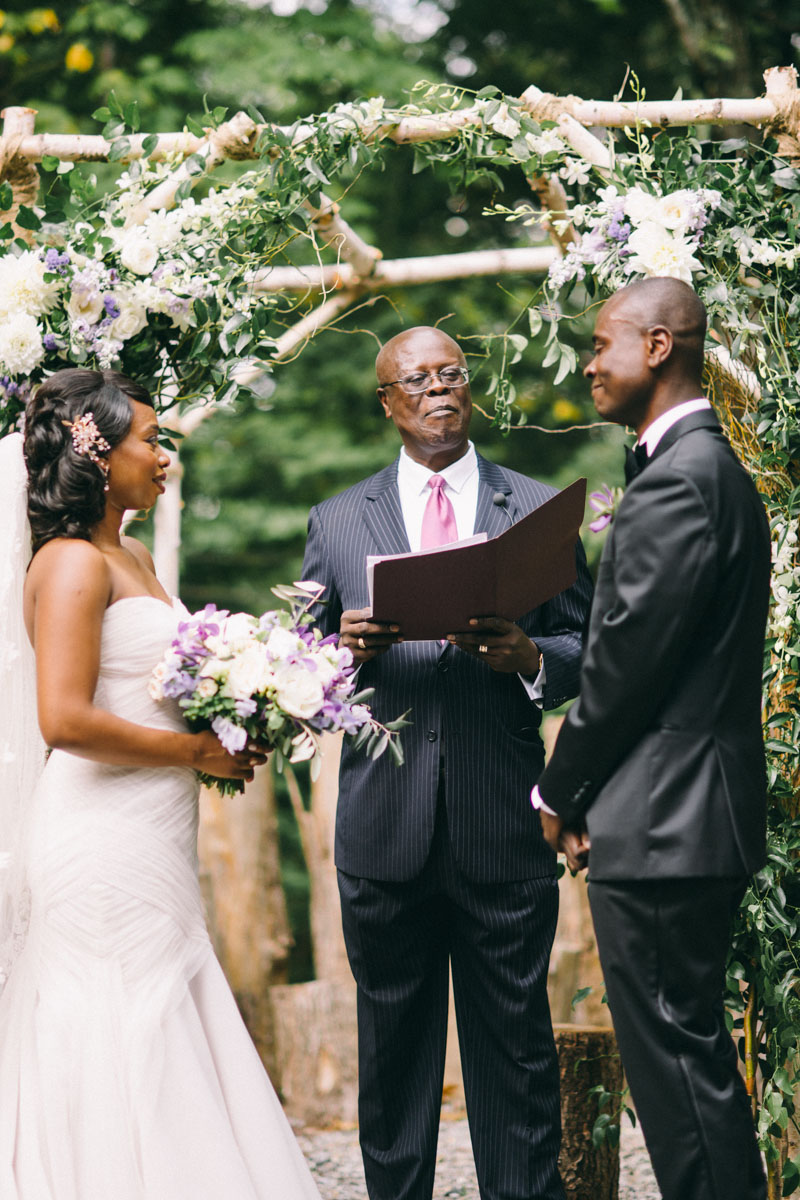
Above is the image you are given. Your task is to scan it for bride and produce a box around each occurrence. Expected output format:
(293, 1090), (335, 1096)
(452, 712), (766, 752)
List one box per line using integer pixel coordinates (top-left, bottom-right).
(0, 369), (323, 1199)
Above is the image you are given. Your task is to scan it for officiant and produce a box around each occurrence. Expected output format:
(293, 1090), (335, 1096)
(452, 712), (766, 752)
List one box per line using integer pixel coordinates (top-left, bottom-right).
(301, 325), (593, 1200)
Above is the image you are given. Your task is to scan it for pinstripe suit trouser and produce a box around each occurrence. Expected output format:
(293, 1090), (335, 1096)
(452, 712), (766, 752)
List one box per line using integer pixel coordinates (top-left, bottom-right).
(338, 789), (564, 1200)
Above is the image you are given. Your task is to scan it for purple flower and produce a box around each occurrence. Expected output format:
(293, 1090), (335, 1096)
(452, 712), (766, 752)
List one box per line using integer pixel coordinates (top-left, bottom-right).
(212, 716), (248, 755)
(607, 209), (632, 243)
(104, 294), (121, 319)
(588, 484), (620, 533)
(42, 247), (70, 275)
(43, 333), (59, 352)
(234, 697), (257, 718)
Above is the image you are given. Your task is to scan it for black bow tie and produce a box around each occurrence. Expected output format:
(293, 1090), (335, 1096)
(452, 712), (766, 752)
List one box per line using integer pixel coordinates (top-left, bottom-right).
(624, 443), (649, 484)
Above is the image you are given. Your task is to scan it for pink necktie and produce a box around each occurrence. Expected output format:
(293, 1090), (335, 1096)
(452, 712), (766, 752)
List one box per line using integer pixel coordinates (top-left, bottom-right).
(420, 475), (458, 549)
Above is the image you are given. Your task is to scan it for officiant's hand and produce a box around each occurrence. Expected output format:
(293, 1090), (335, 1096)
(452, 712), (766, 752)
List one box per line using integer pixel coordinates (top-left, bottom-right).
(447, 616), (541, 675)
(340, 608), (403, 664)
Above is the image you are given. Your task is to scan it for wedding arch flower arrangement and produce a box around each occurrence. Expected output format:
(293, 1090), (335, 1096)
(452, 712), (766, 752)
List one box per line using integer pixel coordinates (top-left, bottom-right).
(0, 79), (798, 1188)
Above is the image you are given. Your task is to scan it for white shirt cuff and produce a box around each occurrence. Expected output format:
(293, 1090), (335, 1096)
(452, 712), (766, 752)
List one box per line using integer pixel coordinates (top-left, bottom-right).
(530, 785), (558, 817)
(518, 658), (546, 707)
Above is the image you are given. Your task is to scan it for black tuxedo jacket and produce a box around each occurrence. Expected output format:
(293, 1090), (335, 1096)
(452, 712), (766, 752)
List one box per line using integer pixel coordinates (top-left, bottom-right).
(302, 453), (593, 883)
(538, 411), (771, 880)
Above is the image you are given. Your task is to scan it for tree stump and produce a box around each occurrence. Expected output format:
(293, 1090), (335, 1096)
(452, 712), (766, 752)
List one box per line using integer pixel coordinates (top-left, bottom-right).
(554, 1024), (623, 1200)
(269, 978), (359, 1128)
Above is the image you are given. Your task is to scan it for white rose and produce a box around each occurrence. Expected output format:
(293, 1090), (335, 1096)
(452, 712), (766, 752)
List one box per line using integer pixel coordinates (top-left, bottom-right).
(220, 612), (259, 650)
(266, 625), (306, 661)
(0, 250), (62, 321)
(148, 661), (167, 701)
(307, 652), (338, 690)
(626, 222), (702, 284)
(652, 190), (696, 232)
(274, 664), (325, 720)
(0, 312), (45, 375)
(623, 187), (661, 225)
(196, 677), (218, 698)
(108, 292), (148, 342)
(66, 284), (105, 325)
(120, 234), (159, 276)
(200, 656), (229, 679)
(226, 643), (273, 701)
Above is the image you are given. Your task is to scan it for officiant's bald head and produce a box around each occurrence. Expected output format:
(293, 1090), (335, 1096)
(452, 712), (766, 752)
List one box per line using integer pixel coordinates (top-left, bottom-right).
(586, 279), (708, 433)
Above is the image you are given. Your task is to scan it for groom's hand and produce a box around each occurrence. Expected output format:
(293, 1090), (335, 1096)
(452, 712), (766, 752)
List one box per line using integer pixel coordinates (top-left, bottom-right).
(539, 811), (591, 874)
(340, 608), (403, 664)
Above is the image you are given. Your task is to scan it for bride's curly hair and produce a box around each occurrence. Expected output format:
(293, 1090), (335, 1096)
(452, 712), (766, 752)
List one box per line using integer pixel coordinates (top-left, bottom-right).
(24, 368), (154, 554)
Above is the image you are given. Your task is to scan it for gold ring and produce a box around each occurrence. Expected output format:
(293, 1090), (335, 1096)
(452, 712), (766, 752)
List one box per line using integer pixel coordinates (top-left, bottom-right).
(357, 636), (366, 649)
(478, 644), (488, 654)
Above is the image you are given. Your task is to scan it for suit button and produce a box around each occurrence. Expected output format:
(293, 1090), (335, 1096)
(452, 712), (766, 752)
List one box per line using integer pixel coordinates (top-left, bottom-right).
(426, 730), (438, 742)
(437, 660), (449, 674)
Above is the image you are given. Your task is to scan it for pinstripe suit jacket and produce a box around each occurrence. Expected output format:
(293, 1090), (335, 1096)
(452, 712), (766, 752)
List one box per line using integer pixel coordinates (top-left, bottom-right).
(302, 453), (593, 883)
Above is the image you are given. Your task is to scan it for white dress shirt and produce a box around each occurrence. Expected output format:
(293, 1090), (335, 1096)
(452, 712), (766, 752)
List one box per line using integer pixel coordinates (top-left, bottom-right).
(397, 442), (480, 550)
(637, 397), (711, 456)
(531, 396), (714, 818)
(396, 443), (545, 703)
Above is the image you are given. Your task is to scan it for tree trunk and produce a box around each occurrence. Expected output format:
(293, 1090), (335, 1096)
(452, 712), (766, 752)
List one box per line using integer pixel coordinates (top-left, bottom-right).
(197, 766), (293, 1078)
(555, 1025), (623, 1200)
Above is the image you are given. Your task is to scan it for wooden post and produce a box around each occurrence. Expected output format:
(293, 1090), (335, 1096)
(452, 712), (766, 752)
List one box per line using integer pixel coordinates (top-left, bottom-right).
(0, 107), (39, 243)
(152, 441), (183, 599)
(197, 766), (293, 1079)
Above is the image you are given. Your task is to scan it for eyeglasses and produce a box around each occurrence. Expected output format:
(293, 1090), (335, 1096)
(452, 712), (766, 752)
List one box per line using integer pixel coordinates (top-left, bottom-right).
(379, 366), (469, 394)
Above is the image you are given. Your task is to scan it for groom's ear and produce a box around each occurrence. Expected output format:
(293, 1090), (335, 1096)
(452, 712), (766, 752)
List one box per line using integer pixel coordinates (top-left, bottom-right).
(645, 325), (673, 368)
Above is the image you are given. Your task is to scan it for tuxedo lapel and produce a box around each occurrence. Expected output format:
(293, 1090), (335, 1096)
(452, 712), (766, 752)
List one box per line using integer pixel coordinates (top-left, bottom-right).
(363, 460), (411, 555)
(475, 455), (516, 538)
(648, 409), (722, 465)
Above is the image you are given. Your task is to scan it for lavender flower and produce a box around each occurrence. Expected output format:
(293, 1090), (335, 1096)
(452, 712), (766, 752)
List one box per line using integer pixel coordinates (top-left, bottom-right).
(212, 715), (248, 754)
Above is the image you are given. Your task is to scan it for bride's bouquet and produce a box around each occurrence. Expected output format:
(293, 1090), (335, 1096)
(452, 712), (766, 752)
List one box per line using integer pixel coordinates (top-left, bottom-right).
(149, 581), (407, 794)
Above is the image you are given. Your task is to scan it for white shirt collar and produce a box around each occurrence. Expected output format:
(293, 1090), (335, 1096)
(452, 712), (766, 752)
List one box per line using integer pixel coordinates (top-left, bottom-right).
(397, 442), (478, 495)
(638, 398), (712, 456)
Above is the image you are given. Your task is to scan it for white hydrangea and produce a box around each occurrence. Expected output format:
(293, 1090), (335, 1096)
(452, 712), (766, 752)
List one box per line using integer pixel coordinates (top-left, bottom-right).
(0, 311), (45, 375)
(0, 250), (62, 321)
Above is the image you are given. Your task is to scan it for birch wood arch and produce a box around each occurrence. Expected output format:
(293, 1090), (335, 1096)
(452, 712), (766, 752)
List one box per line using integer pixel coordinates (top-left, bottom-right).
(0, 64), (798, 589)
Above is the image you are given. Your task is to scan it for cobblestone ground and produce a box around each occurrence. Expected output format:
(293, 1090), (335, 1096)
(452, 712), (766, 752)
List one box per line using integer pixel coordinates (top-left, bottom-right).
(299, 1113), (661, 1199)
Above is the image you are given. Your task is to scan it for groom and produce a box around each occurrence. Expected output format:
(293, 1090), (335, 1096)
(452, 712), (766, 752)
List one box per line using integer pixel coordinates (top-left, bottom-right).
(302, 325), (592, 1200)
(534, 277), (770, 1200)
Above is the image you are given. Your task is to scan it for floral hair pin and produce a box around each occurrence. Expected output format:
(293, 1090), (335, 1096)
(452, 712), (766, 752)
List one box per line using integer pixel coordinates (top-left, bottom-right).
(62, 412), (111, 473)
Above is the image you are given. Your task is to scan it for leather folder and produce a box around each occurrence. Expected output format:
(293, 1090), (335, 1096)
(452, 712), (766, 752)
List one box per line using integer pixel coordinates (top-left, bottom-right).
(367, 477), (587, 640)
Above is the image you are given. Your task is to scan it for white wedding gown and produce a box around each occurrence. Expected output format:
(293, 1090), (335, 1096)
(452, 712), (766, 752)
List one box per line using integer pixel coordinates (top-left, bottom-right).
(0, 596), (323, 1200)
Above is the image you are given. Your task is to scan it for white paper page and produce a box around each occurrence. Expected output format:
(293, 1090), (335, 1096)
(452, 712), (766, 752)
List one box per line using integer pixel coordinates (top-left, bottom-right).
(366, 532), (488, 613)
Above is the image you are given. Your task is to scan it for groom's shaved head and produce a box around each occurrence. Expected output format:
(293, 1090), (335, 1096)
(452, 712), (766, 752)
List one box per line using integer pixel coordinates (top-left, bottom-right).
(605, 278), (707, 376)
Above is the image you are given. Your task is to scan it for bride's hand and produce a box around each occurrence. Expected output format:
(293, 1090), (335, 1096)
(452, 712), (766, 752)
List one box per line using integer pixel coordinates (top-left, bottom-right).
(190, 730), (271, 780)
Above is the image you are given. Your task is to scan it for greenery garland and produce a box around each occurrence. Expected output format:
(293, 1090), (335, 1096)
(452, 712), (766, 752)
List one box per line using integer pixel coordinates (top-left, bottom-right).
(0, 80), (798, 1192)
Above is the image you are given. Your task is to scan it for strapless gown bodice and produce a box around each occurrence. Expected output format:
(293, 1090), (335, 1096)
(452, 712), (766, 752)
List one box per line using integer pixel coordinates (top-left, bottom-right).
(0, 596), (321, 1200)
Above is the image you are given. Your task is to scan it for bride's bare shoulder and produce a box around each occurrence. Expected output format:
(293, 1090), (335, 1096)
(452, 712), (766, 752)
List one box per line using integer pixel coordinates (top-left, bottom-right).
(27, 538), (112, 603)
